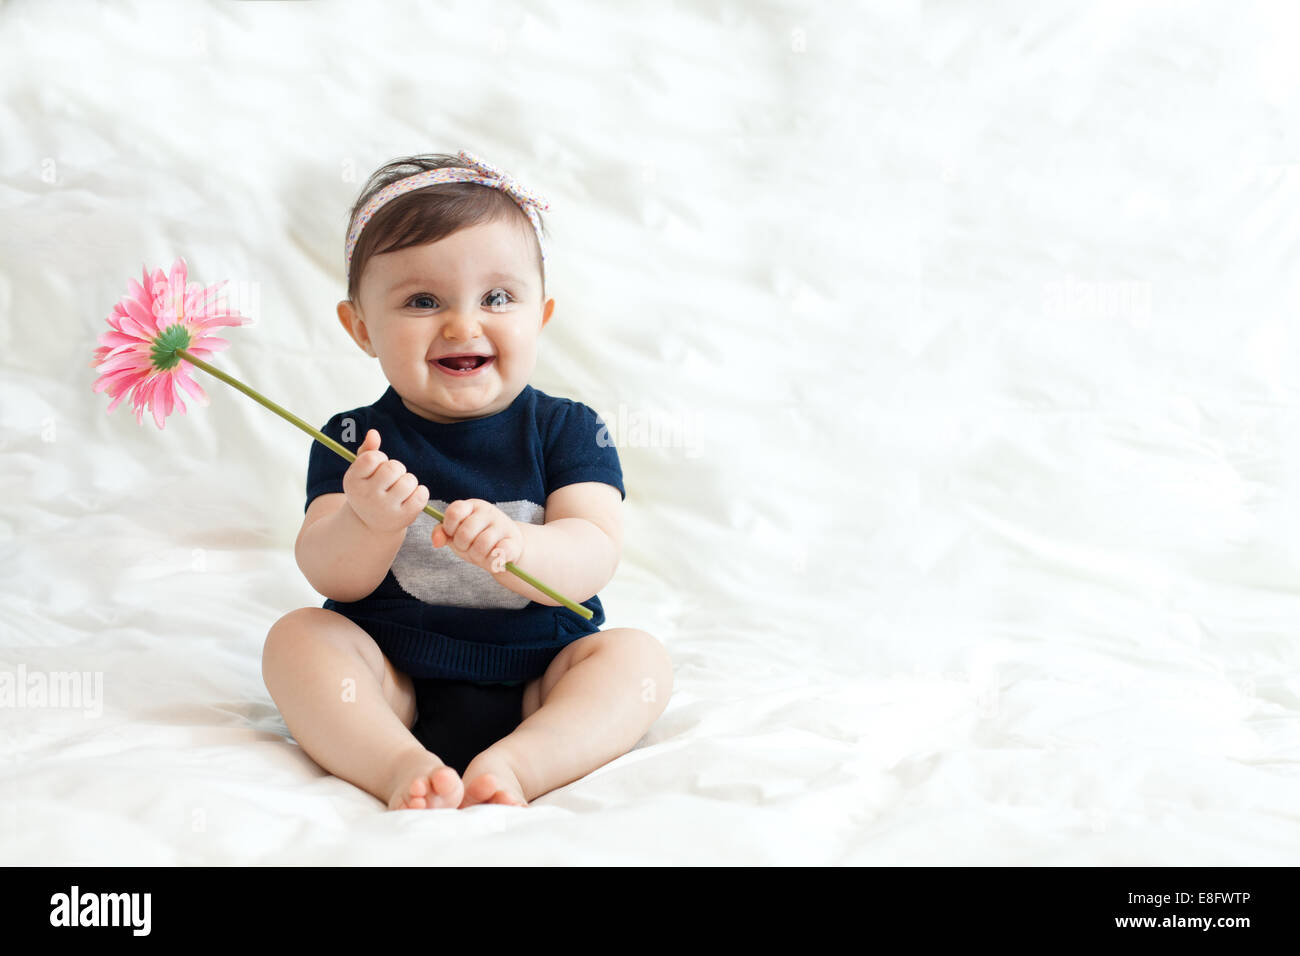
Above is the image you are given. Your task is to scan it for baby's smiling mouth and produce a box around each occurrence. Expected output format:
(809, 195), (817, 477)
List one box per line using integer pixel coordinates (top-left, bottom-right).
(430, 353), (496, 375)
(433, 354), (493, 370)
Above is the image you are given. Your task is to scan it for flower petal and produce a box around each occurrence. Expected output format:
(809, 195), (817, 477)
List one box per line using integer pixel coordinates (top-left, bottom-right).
(161, 375), (176, 417)
(92, 351), (150, 377)
(105, 386), (131, 413)
(198, 285), (245, 322)
(94, 342), (150, 366)
(196, 313), (245, 328)
(188, 336), (230, 352)
(96, 330), (139, 350)
(173, 388), (189, 415)
(122, 312), (159, 341)
(132, 376), (156, 426)
(168, 260), (188, 311)
(151, 378), (170, 429)
(92, 366), (145, 394)
(174, 366), (210, 406)
(122, 294), (158, 335)
(185, 282), (219, 315)
(96, 343), (144, 364)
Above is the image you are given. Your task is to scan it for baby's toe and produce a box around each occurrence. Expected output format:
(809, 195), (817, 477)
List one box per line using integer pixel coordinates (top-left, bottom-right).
(392, 763), (463, 810)
(429, 766), (464, 808)
(403, 776), (432, 809)
(491, 786), (527, 807)
(461, 773), (525, 808)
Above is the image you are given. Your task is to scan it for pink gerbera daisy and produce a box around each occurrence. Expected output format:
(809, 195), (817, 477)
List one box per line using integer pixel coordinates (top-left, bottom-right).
(89, 257), (246, 429)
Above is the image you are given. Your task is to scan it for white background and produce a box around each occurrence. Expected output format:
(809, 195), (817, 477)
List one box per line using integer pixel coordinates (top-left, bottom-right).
(1, 0), (1297, 863)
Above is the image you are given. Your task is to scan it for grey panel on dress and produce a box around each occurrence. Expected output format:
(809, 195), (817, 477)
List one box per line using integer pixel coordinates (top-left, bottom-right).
(390, 499), (546, 609)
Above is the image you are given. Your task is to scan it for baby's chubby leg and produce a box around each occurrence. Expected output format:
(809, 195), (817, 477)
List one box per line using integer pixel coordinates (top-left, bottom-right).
(461, 628), (673, 806)
(262, 607), (463, 810)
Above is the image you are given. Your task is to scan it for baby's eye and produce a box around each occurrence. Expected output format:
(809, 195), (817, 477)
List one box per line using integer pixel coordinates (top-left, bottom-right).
(484, 289), (513, 308)
(408, 294), (436, 309)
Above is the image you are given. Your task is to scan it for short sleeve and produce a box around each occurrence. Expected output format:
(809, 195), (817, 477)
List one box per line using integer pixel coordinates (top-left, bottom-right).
(304, 408), (369, 513)
(543, 400), (625, 500)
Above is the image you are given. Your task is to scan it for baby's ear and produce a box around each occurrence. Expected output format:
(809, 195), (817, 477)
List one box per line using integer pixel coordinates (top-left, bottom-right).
(337, 300), (376, 356)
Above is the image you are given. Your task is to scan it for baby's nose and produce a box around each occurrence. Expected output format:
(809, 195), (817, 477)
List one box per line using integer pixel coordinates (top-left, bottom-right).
(440, 310), (482, 336)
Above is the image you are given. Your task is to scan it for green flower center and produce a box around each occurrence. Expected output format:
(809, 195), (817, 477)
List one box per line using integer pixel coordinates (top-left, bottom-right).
(150, 323), (192, 371)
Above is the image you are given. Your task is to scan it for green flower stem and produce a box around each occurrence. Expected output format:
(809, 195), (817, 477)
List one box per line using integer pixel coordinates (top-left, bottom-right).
(174, 347), (594, 621)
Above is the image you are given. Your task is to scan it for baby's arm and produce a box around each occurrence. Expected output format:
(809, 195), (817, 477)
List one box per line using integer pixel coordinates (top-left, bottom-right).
(430, 482), (620, 606)
(297, 429), (430, 602)
(489, 481), (622, 606)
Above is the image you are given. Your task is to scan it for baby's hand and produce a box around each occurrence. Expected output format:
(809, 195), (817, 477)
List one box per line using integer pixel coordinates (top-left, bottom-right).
(342, 429), (430, 534)
(432, 499), (524, 574)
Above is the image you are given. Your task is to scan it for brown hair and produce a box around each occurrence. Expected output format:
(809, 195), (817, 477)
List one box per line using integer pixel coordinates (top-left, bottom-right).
(344, 153), (547, 304)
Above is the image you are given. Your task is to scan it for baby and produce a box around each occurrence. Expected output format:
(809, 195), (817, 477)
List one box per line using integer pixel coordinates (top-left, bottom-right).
(262, 151), (673, 810)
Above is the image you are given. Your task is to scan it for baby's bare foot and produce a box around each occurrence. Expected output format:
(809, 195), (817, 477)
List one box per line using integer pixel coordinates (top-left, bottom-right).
(386, 745), (464, 811)
(459, 747), (528, 808)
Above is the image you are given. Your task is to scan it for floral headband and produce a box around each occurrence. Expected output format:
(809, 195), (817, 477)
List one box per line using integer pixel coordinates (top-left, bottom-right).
(344, 149), (551, 276)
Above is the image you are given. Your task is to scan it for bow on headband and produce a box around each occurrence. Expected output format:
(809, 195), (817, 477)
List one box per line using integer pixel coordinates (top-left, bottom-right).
(345, 150), (551, 275)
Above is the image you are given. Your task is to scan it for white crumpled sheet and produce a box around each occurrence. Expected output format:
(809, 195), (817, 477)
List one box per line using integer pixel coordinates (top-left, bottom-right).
(2, 0), (1298, 864)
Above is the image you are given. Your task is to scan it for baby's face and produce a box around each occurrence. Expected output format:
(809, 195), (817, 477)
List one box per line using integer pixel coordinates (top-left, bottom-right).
(338, 218), (553, 423)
